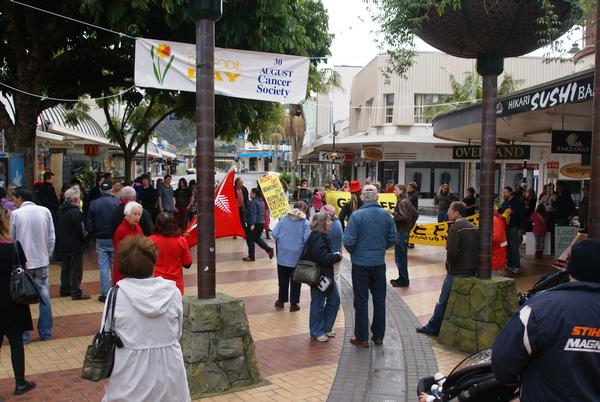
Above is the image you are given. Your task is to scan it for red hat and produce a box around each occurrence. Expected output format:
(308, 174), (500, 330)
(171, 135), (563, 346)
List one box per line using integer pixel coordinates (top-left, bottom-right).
(348, 180), (362, 193)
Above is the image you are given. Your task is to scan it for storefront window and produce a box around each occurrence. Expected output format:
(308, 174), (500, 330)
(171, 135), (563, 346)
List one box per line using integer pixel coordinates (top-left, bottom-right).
(405, 161), (463, 198)
(377, 161), (398, 185)
(249, 157), (257, 171)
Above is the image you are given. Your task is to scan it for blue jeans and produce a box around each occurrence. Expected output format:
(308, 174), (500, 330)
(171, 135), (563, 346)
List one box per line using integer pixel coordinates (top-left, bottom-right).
(506, 226), (521, 269)
(423, 274), (456, 335)
(23, 267), (52, 343)
(394, 231), (409, 285)
(96, 238), (114, 297)
(351, 264), (386, 341)
(309, 281), (340, 338)
(437, 210), (449, 223)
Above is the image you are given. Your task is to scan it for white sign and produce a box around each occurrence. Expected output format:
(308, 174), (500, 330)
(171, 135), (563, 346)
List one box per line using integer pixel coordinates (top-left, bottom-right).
(134, 38), (310, 104)
(319, 151), (345, 164)
(533, 169), (540, 179)
(555, 226), (580, 258)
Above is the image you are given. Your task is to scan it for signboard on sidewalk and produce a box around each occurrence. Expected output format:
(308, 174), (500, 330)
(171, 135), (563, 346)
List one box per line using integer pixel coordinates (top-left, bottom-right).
(135, 38), (310, 104)
(258, 174), (289, 219)
(555, 226), (580, 258)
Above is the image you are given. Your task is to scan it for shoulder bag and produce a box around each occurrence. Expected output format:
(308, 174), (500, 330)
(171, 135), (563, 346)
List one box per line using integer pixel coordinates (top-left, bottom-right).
(9, 242), (41, 305)
(81, 286), (123, 382)
(293, 235), (321, 286)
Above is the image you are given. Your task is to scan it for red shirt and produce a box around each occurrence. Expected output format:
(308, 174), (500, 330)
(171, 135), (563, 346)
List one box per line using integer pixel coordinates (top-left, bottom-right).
(149, 235), (192, 294)
(112, 219), (143, 285)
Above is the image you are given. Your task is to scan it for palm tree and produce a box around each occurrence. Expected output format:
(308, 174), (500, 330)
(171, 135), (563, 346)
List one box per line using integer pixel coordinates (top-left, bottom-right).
(426, 69), (524, 117)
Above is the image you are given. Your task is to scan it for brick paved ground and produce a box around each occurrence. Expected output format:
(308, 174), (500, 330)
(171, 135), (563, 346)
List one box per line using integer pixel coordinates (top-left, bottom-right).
(0, 233), (554, 401)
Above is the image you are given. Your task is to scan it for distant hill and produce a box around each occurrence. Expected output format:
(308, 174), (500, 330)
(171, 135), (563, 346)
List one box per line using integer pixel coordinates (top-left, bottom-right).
(155, 118), (196, 150)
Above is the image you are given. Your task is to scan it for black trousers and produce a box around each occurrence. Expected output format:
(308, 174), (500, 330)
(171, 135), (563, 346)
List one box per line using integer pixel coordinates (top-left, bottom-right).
(277, 265), (301, 304)
(0, 328), (25, 382)
(60, 250), (84, 297)
(245, 223), (271, 259)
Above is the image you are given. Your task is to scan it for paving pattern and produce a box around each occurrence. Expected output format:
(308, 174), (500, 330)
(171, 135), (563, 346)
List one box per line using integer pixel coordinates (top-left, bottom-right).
(0, 233), (555, 401)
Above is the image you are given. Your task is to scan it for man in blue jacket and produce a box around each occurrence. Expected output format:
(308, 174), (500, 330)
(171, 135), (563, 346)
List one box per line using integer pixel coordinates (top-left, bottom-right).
(243, 188), (274, 262)
(492, 239), (600, 401)
(343, 184), (397, 347)
(86, 181), (119, 302)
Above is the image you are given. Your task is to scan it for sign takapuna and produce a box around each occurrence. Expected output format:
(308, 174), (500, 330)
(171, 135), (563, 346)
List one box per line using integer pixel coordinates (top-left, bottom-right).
(452, 145), (530, 160)
(134, 38), (310, 104)
(551, 130), (591, 154)
(496, 75), (593, 117)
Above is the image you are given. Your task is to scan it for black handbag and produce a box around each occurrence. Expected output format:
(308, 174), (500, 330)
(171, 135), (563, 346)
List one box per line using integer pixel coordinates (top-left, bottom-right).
(293, 237), (321, 286)
(81, 286), (123, 382)
(9, 242), (41, 305)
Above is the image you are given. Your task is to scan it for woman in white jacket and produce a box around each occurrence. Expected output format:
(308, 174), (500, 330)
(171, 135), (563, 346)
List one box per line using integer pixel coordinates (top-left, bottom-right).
(102, 235), (190, 402)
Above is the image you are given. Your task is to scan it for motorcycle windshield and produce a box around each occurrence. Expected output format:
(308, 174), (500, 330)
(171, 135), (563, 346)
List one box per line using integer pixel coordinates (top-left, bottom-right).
(449, 349), (492, 376)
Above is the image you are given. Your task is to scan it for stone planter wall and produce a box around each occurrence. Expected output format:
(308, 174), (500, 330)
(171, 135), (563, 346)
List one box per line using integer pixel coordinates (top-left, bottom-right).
(181, 294), (262, 398)
(439, 277), (518, 354)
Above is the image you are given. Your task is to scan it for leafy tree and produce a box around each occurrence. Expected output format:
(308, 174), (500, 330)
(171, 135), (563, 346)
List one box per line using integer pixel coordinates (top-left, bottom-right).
(1, 0), (333, 187)
(426, 70), (524, 117)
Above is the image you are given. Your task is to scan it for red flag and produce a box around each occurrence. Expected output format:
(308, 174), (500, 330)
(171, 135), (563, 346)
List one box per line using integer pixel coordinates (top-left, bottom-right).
(183, 169), (246, 248)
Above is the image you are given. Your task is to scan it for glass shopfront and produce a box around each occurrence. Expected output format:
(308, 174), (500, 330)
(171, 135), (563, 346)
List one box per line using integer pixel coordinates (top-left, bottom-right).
(405, 161), (464, 198)
(377, 161), (399, 185)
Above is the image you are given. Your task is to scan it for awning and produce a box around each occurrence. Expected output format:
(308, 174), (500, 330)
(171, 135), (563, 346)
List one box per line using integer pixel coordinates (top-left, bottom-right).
(236, 152), (273, 158)
(432, 68), (594, 144)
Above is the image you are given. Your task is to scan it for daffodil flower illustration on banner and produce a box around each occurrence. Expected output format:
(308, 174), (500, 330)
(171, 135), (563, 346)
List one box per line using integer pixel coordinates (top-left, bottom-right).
(150, 43), (175, 84)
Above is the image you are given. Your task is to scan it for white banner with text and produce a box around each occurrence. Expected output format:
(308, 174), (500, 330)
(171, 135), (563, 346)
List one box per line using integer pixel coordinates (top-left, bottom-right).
(134, 38), (310, 104)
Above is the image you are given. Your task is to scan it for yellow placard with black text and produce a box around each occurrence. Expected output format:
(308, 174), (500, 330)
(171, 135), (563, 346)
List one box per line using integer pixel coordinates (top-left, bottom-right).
(324, 191), (397, 215)
(258, 175), (288, 219)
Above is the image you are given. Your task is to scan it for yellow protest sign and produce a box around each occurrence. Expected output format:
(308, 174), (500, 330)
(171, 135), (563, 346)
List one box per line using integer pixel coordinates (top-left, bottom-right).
(258, 175), (289, 219)
(409, 210), (509, 247)
(324, 191), (397, 215)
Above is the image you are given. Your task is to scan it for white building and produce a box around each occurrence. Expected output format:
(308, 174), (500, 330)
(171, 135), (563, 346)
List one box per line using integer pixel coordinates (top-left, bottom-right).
(300, 52), (576, 201)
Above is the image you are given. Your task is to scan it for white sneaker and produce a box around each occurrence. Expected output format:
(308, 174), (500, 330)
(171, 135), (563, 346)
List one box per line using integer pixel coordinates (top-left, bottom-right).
(512, 268), (520, 274)
(325, 331), (336, 338)
(314, 335), (329, 342)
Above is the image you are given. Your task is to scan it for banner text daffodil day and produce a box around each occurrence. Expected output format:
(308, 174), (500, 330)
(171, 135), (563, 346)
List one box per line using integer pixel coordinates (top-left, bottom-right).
(134, 38), (310, 104)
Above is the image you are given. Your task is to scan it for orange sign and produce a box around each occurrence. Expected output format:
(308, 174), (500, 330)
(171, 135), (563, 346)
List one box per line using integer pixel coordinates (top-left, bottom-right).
(560, 163), (591, 179)
(84, 144), (100, 157)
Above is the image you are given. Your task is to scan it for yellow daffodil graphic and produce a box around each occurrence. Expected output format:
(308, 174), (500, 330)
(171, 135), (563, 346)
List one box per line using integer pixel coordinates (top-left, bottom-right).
(150, 43), (175, 84)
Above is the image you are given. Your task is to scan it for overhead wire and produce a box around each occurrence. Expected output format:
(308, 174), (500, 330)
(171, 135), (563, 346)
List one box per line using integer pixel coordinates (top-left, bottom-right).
(0, 82), (137, 102)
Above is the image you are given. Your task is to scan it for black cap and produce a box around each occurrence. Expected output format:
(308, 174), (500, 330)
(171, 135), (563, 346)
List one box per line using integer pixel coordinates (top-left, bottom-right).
(566, 240), (600, 283)
(100, 181), (113, 191)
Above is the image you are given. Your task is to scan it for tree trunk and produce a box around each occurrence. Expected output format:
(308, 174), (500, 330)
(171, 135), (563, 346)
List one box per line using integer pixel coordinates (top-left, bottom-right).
(124, 152), (133, 183)
(8, 94), (40, 190)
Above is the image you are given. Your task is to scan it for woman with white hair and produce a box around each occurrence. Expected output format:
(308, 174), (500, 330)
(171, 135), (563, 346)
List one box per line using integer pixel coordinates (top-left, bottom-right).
(112, 201), (144, 285)
(304, 212), (342, 342)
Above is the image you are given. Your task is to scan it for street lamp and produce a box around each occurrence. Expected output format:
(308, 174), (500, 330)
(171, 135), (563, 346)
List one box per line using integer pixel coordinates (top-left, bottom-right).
(331, 124), (338, 179)
(189, 0), (222, 299)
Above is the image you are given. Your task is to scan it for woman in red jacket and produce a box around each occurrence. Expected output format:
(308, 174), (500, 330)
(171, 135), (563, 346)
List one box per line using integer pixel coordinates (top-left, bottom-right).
(113, 201), (144, 285)
(150, 213), (193, 294)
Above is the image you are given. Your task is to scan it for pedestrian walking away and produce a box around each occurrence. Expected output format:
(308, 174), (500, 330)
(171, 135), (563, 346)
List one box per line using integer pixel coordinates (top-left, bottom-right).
(304, 212), (342, 342)
(57, 186), (90, 300)
(87, 181), (120, 302)
(417, 202), (478, 336)
(10, 187), (55, 343)
(272, 202), (310, 312)
(343, 184), (397, 347)
(243, 188), (274, 261)
(0, 207), (37, 396)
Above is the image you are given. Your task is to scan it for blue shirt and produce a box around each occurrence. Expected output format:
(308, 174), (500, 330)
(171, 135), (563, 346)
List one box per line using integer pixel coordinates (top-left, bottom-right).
(343, 202), (397, 266)
(157, 183), (174, 212)
(327, 219), (343, 254)
(272, 215), (311, 267)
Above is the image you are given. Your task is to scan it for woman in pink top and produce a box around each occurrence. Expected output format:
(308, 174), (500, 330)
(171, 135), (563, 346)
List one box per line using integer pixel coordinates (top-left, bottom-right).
(312, 189), (324, 212)
(531, 204), (547, 258)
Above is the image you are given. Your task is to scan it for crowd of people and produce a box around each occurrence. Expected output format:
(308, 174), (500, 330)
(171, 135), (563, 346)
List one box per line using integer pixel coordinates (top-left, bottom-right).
(0, 171), (194, 398)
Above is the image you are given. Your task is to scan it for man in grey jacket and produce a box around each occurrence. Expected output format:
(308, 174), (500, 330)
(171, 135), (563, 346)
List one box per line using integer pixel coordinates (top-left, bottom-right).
(343, 184), (397, 347)
(416, 201), (478, 336)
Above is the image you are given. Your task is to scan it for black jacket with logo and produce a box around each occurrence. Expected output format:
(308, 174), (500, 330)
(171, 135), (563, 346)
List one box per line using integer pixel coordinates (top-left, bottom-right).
(492, 281), (600, 402)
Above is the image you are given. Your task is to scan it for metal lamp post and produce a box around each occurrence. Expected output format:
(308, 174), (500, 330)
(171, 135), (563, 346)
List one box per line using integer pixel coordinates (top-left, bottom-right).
(190, 0), (222, 299)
